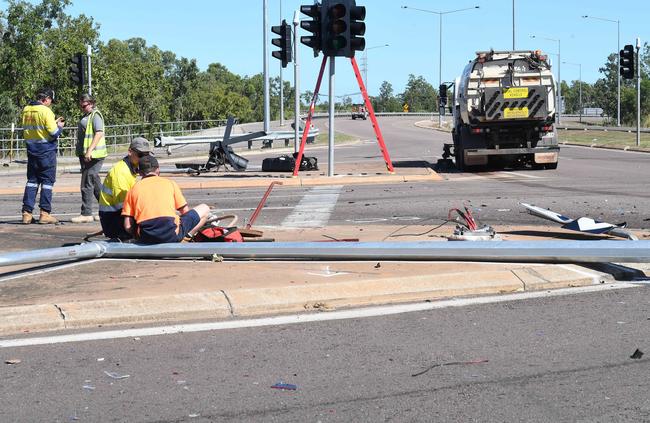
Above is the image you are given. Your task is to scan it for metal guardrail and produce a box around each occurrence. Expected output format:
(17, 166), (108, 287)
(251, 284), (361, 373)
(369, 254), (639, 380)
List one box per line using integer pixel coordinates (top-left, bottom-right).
(0, 119), (228, 160)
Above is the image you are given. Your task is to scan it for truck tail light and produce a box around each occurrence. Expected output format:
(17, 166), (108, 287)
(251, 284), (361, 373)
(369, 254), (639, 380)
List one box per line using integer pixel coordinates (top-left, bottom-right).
(542, 125), (553, 132)
(471, 128), (484, 134)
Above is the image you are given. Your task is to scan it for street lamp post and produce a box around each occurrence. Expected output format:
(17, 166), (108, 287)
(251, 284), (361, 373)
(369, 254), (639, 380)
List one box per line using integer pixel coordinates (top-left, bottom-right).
(531, 35), (561, 124)
(563, 61), (583, 123)
(401, 5), (480, 127)
(582, 15), (620, 127)
(362, 44), (389, 91)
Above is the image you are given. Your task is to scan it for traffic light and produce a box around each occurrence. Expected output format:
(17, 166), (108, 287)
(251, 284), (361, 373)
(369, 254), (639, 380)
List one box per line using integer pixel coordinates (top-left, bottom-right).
(69, 52), (85, 90)
(323, 1), (348, 57)
(272, 19), (292, 68)
(300, 3), (322, 56)
(322, 0), (365, 58)
(439, 84), (448, 106)
(620, 44), (635, 80)
(348, 1), (366, 56)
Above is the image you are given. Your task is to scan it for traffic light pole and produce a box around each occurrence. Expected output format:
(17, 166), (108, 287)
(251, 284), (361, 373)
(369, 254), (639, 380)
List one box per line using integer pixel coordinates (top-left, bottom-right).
(293, 56), (328, 177)
(86, 44), (92, 95)
(279, 1), (284, 127)
(637, 38), (641, 147)
(328, 58), (335, 176)
(263, 0), (270, 133)
(293, 10), (300, 153)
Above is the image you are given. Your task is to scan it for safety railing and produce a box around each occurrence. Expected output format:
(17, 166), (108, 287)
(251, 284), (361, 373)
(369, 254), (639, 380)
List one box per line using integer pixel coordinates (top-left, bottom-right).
(0, 119), (228, 161)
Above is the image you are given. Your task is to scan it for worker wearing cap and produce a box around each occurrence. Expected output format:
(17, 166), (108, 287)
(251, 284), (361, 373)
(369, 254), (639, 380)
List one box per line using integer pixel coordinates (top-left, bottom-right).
(72, 94), (108, 223)
(20, 88), (65, 224)
(122, 155), (210, 244)
(98, 137), (151, 240)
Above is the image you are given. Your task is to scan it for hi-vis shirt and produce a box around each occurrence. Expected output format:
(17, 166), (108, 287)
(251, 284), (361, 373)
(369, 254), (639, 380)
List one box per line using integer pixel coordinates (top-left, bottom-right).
(98, 158), (137, 212)
(21, 101), (61, 156)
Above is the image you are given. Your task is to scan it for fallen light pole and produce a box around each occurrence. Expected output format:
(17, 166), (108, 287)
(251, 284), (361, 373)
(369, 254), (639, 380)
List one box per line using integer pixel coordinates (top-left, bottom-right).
(2, 241), (650, 269)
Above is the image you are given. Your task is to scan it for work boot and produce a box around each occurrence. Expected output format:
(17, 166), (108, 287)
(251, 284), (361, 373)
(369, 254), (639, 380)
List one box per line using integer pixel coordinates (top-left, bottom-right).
(71, 215), (94, 223)
(38, 211), (58, 225)
(21, 211), (33, 225)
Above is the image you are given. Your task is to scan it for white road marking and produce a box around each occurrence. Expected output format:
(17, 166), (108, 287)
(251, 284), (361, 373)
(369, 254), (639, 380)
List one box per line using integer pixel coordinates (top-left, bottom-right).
(281, 185), (342, 228)
(0, 283), (636, 348)
(506, 171), (544, 179)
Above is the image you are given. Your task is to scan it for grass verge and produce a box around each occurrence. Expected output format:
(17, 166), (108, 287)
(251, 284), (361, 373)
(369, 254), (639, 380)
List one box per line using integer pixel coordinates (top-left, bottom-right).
(558, 129), (650, 149)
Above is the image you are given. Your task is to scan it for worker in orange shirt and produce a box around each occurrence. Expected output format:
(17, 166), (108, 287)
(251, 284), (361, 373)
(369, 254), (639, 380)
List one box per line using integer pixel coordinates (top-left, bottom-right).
(122, 155), (210, 243)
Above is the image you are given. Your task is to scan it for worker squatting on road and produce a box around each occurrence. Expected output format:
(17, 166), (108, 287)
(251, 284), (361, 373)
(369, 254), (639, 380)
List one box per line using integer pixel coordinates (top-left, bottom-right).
(122, 155), (211, 244)
(72, 94), (108, 223)
(21, 88), (65, 225)
(98, 137), (151, 240)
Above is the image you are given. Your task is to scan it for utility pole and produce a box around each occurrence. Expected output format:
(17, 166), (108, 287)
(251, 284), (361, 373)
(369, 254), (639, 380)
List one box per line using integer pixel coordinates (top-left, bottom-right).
(263, 0), (270, 133)
(637, 37), (641, 147)
(293, 9), (300, 153)
(86, 44), (92, 96)
(512, 0), (515, 51)
(279, 0), (284, 127)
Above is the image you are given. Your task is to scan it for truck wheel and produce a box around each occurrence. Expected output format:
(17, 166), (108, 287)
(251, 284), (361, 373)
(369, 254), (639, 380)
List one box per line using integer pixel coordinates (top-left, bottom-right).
(545, 162), (558, 170)
(454, 144), (465, 171)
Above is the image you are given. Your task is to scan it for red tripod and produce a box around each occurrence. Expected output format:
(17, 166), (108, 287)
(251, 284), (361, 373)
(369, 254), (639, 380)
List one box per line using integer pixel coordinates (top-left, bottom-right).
(292, 55), (395, 176)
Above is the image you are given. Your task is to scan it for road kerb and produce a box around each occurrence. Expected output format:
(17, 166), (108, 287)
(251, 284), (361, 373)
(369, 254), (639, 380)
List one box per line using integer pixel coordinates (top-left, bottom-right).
(0, 304), (65, 335)
(0, 264), (615, 336)
(56, 292), (231, 329)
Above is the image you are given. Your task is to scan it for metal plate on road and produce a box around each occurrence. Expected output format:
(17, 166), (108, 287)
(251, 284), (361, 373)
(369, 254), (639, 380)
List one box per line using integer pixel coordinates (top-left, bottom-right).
(504, 107), (529, 119)
(503, 87), (529, 99)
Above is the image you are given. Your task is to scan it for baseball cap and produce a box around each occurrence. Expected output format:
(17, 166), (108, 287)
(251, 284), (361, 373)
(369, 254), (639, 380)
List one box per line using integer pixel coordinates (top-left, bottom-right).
(129, 137), (151, 153)
(138, 154), (159, 175)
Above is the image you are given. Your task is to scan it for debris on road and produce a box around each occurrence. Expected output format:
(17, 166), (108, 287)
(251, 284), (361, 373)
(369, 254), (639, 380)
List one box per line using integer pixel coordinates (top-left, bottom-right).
(630, 349), (644, 359)
(374, 262), (381, 269)
(5, 358), (21, 365)
(412, 359), (489, 377)
(82, 385), (96, 391)
(447, 206), (500, 241)
(271, 382), (298, 391)
(520, 202), (639, 240)
(104, 370), (130, 380)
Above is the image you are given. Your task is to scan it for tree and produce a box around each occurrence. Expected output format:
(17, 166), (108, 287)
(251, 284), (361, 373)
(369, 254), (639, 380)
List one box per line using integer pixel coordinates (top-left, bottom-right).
(400, 74), (436, 112)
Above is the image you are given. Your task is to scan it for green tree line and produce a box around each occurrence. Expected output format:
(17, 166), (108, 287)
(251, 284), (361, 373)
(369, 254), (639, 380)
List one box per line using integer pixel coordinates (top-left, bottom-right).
(0, 0), (295, 127)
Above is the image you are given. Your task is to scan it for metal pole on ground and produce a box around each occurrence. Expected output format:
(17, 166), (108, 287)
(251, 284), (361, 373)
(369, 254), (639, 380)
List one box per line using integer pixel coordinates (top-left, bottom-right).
(328, 57), (335, 177)
(293, 10), (300, 153)
(263, 0), (270, 133)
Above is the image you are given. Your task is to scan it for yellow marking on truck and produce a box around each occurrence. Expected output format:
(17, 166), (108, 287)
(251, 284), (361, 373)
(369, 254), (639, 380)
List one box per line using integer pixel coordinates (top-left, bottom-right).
(504, 107), (529, 119)
(503, 87), (529, 99)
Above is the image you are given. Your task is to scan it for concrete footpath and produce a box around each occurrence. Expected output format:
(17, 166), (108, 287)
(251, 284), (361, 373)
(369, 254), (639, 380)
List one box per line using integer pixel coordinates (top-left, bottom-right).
(0, 224), (644, 337)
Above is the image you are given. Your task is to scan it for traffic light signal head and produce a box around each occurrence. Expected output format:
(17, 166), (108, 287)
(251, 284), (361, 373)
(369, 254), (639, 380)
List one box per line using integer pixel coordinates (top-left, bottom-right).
(620, 44), (635, 80)
(300, 3), (322, 56)
(69, 52), (85, 90)
(439, 84), (448, 106)
(321, 0), (366, 58)
(272, 20), (292, 68)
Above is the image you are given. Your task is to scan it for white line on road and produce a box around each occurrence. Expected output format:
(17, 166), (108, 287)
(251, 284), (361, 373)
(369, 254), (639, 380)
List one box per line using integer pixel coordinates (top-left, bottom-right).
(0, 259), (98, 283)
(505, 172), (544, 179)
(0, 283), (637, 348)
(281, 185), (342, 228)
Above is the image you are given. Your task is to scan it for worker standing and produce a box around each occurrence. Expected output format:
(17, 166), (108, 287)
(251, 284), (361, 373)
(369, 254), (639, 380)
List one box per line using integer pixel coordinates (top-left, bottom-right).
(98, 137), (151, 240)
(72, 94), (107, 223)
(122, 155), (210, 244)
(20, 88), (64, 224)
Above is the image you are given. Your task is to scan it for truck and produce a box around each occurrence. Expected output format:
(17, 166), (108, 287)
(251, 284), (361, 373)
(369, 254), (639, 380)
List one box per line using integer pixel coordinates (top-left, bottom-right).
(449, 50), (560, 171)
(351, 104), (368, 120)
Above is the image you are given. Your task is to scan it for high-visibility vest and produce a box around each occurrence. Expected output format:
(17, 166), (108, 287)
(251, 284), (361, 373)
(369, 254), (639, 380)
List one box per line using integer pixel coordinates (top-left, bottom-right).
(99, 158), (137, 212)
(84, 110), (107, 159)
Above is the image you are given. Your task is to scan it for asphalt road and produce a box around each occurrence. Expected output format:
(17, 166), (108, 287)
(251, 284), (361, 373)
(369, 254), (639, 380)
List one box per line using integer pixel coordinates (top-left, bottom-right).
(1, 285), (648, 422)
(1, 116), (647, 232)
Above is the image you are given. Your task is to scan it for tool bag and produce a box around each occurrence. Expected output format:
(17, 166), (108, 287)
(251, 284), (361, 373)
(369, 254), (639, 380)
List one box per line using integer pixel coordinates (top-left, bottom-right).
(193, 227), (243, 242)
(262, 153), (318, 172)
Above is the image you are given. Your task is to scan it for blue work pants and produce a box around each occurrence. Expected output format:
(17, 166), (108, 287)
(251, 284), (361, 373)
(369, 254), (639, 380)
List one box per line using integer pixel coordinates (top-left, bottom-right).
(22, 151), (57, 213)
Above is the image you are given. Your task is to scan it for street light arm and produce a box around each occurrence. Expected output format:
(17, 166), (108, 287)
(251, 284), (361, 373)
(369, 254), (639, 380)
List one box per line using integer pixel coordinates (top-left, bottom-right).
(401, 5), (441, 15)
(582, 15), (618, 24)
(441, 6), (480, 15)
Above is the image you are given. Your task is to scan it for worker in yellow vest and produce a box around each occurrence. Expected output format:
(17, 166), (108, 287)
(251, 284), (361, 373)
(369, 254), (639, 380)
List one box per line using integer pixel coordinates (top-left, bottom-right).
(72, 94), (108, 223)
(20, 88), (65, 224)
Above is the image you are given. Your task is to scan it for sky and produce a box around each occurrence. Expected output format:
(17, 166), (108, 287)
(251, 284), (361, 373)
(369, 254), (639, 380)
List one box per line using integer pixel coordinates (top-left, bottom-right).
(4, 0), (650, 99)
